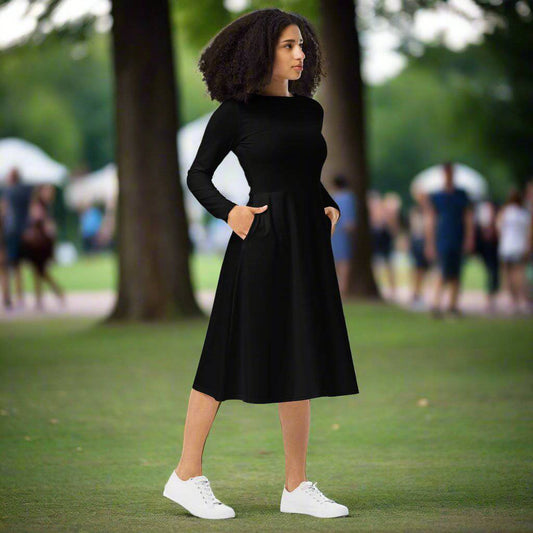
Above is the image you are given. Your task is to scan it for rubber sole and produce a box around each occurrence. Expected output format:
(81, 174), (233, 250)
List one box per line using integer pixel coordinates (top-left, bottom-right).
(163, 487), (235, 520)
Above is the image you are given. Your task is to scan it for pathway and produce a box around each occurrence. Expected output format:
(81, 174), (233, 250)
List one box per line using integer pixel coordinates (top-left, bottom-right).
(1, 287), (530, 321)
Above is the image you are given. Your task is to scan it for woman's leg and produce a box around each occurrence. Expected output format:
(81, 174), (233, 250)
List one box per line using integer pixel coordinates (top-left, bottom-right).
(431, 273), (444, 312)
(278, 399), (310, 491)
(412, 267), (425, 301)
(42, 268), (65, 302)
(448, 279), (460, 311)
(14, 264), (24, 306)
(31, 265), (43, 310)
(175, 388), (221, 480)
(515, 263), (528, 308)
(485, 248), (500, 312)
(508, 264), (520, 309)
(0, 257), (12, 308)
(501, 262), (510, 303)
(385, 260), (396, 299)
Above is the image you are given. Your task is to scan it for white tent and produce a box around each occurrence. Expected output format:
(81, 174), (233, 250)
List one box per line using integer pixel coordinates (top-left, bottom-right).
(65, 163), (117, 209)
(0, 137), (68, 185)
(411, 163), (488, 201)
(65, 109), (250, 222)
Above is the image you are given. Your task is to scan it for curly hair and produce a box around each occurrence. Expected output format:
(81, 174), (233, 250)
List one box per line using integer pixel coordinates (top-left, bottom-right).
(197, 8), (325, 103)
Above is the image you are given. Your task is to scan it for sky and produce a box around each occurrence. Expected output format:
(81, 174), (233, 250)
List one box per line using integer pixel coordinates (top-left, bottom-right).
(0, 0), (488, 85)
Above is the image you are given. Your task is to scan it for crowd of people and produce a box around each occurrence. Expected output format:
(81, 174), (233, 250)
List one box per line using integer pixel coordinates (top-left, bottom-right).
(330, 163), (533, 316)
(2, 162), (531, 317)
(0, 167), (118, 312)
(0, 168), (64, 311)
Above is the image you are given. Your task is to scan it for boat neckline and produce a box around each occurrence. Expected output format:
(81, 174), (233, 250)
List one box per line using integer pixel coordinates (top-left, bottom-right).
(251, 92), (298, 99)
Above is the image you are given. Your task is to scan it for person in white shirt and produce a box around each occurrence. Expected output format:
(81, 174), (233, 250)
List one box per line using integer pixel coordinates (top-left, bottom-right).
(496, 189), (532, 313)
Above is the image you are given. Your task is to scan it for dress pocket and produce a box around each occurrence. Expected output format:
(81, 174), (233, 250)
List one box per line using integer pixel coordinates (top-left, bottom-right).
(322, 213), (332, 232)
(243, 213), (260, 240)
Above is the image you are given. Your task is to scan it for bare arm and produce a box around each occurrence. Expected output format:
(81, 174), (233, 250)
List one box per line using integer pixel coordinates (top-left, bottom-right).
(527, 213), (533, 254)
(463, 206), (475, 253)
(423, 195), (436, 260)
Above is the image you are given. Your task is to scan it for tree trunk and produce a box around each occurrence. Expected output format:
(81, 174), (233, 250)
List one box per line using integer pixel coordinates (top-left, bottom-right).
(108, 0), (203, 320)
(318, 0), (380, 299)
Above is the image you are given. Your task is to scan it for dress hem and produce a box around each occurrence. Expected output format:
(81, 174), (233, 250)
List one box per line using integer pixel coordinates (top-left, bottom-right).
(191, 383), (359, 404)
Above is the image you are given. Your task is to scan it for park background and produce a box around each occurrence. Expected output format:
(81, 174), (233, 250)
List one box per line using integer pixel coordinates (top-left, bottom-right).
(1, 0), (532, 531)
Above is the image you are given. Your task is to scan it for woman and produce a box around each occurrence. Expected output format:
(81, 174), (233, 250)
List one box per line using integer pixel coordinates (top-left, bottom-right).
(496, 189), (532, 314)
(0, 196), (11, 309)
(330, 174), (357, 297)
(163, 8), (359, 520)
(475, 200), (500, 313)
(20, 185), (65, 310)
(408, 192), (431, 309)
(368, 190), (397, 299)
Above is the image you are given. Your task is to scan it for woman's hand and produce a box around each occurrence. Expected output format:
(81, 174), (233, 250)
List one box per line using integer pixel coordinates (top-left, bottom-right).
(227, 204), (268, 240)
(324, 206), (339, 237)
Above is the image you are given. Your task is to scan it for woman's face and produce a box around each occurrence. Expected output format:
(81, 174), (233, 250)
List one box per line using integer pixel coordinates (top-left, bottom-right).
(30, 201), (45, 219)
(272, 24), (305, 82)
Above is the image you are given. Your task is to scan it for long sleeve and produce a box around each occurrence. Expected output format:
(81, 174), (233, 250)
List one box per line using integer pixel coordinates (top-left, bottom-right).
(186, 99), (240, 222)
(320, 182), (341, 218)
(315, 99), (341, 220)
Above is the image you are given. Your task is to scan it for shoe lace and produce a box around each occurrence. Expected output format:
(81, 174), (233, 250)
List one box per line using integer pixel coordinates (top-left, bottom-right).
(194, 478), (222, 506)
(303, 482), (335, 505)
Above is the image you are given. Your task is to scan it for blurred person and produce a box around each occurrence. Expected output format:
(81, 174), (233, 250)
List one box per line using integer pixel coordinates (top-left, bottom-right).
(20, 186), (65, 310)
(524, 178), (533, 300)
(475, 200), (500, 313)
(38, 184), (57, 216)
(368, 190), (397, 299)
(383, 192), (401, 298)
(1, 168), (33, 307)
(0, 197), (11, 309)
(79, 203), (103, 253)
(496, 189), (532, 314)
(425, 162), (475, 317)
(408, 192), (431, 309)
(524, 178), (533, 213)
(95, 204), (116, 251)
(330, 174), (357, 297)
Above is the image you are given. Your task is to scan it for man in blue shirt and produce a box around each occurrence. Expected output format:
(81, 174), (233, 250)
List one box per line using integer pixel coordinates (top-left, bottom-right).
(1, 168), (33, 308)
(80, 205), (103, 253)
(425, 162), (475, 317)
(330, 174), (357, 298)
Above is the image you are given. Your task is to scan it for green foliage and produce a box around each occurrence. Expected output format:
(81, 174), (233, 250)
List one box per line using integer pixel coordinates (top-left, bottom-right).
(369, 66), (453, 196)
(0, 31), (113, 170)
(1, 1), (529, 201)
(368, 42), (525, 203)
(171, 0), (233, 50)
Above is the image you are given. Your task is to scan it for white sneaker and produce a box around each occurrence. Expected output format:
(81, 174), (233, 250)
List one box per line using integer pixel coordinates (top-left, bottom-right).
(280, 480), (349, 518)
(163, 471), (235, 519)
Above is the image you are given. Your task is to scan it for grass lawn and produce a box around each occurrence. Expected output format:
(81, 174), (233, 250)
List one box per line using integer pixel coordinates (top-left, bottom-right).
(1, 304), (531, 531)
(21, 251), (490, 293)
(20, 252), (223, 293)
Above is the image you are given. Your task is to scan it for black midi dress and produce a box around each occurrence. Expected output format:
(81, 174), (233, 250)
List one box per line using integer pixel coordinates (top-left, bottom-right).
(186, 92), (359, 404)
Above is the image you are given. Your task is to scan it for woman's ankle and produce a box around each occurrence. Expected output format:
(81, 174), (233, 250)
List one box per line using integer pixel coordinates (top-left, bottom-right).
(175, 467), (202, 481)
(285, 477), (308, 492)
